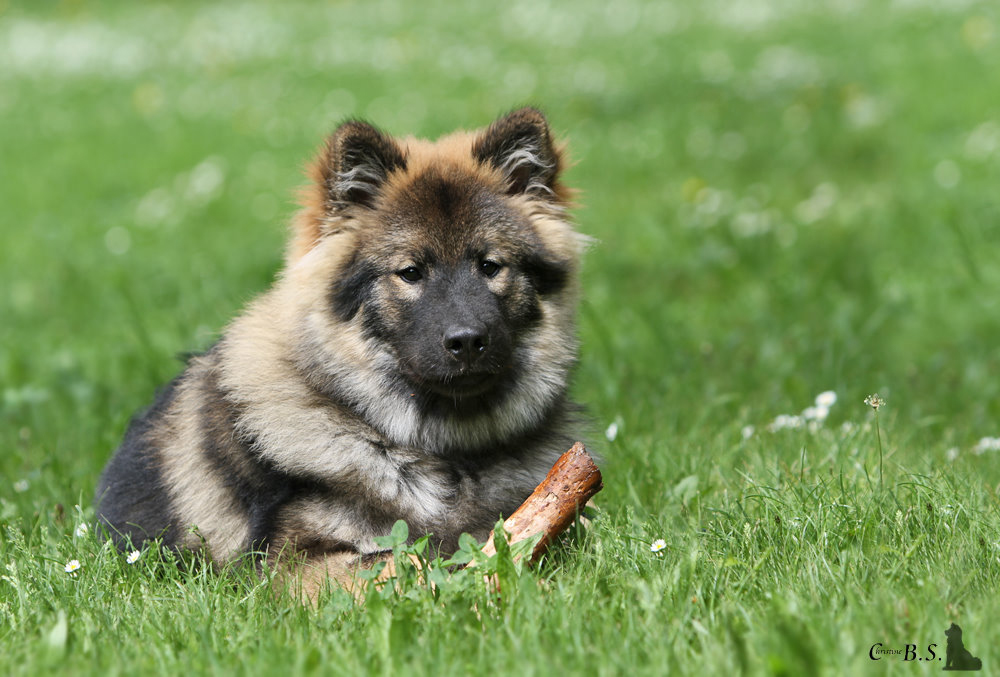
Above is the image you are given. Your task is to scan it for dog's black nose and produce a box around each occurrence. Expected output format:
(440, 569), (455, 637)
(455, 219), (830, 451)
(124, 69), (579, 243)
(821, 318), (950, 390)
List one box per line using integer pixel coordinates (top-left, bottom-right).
(444, 327), (489, 367)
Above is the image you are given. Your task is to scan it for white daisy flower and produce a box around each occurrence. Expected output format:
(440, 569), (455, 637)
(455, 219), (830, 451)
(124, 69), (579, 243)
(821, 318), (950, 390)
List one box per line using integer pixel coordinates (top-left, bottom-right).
(126, 550), (141, 565)
(768, 414), (803, 432)
(801, 406), (829, 422)
(973, 437), (1000, 454)
(650, 538), (667, 554)
(64, 559), (81, 575)
(815, 391), (837, 408)
(75, 523), (89, 537)
(605, 421), (619, 442)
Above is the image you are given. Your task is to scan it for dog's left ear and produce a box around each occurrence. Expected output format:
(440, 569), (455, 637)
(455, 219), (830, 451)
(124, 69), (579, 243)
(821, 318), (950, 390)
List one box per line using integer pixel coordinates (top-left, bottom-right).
(473, 108), (561, 197)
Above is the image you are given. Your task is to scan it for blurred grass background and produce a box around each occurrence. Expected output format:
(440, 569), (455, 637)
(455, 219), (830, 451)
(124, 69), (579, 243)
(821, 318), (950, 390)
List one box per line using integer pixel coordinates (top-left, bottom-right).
(2, 0), (1000, 674)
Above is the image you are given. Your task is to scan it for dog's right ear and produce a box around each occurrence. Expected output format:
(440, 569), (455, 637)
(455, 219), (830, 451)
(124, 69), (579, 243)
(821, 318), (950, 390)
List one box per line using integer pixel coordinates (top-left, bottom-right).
(319, 121), (407, 210)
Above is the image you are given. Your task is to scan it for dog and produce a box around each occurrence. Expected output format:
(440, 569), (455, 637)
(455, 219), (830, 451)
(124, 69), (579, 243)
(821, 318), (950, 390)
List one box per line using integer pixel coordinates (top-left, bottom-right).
(944, 623), (982, 671)
(95, 108), (588, 595)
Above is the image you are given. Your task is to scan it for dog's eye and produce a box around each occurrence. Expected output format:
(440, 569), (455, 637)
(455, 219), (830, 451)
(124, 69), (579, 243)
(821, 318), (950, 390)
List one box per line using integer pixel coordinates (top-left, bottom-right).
(398, 266), (423, 283)
(479, 260), (502, 278)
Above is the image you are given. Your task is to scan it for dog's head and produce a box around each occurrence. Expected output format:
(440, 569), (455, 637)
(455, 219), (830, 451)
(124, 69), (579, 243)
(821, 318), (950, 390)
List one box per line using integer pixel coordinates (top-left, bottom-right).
(285, 109), (586, 452)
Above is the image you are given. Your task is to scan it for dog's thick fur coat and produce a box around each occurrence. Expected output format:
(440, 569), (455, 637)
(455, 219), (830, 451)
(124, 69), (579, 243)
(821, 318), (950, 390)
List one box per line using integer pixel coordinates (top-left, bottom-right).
(96, 108), (586, 588)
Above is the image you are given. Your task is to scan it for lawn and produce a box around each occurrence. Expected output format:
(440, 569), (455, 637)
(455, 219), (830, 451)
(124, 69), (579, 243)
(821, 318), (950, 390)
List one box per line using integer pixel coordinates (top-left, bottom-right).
(2, 1), (1000, 674)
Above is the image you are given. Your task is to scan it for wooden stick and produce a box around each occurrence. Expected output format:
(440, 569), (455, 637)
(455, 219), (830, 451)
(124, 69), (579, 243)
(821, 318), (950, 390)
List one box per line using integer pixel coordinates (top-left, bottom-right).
(480, 441), (602, 565)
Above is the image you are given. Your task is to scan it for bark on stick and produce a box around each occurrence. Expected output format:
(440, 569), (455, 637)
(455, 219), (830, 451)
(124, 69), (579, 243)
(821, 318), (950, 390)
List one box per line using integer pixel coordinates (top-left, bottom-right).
(480, 441), (602, 564)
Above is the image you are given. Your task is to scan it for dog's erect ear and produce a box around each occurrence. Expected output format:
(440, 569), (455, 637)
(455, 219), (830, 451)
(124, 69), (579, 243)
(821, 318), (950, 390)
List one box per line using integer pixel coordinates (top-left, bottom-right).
(472, 108), (561, 197)
(320, 121), (407, 209)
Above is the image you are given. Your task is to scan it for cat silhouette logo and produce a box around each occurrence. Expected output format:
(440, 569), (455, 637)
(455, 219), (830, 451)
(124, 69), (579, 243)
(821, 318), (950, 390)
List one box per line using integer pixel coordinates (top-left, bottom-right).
(944, 623), (981, 671)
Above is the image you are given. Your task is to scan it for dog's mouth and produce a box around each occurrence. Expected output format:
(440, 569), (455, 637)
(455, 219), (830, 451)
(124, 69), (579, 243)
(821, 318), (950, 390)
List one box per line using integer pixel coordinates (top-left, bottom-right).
(421, 371), (499, 398)
(399, 364), (504, 399)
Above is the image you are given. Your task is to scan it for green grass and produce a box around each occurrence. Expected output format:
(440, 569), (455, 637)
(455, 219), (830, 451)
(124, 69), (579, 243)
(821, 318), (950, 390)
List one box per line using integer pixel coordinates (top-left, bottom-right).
(3, 0), (1000, 674)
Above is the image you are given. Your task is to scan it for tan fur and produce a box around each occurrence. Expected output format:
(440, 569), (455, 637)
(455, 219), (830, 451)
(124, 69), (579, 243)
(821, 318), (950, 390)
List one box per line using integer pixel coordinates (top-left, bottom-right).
(158, 368), (251, 558)
(271, 548), (396, 603)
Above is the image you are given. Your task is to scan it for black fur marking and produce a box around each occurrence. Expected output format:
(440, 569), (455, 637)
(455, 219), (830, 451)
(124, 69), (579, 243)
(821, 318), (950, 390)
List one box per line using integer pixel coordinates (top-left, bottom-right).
(287, 534), (360, 559)
(520, 296), (544, 328)
(403, 377), (514, 423)
(358, 549), (393, 566)
(95, 374), (184, 550)
(360, 303), (396, 345)
(330, 256), (379, 322)
(370, 439), (391, 458)
(420, 171), (465, 218)
(523, 252), (569, 296)
(393, 264), (515, 397)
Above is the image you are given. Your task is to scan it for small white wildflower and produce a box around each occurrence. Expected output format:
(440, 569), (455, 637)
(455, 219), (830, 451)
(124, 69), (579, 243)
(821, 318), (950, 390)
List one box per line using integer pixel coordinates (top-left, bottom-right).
(13, 480), (29, 493)
(972, 437), (1000, 454)
(802, 406), (829, 422)
(768, 414), (803, 432)
(650, 538), (667, 554)
(864, 393), (885, 410)
(64, 560), (81, 575)
(946, 447), (960, 462)
(604, 421), (619, 442)
(933, 160), (960, 189)
(815, 391), (837, 408)
(125, 550), (140, 565)
(741, 425), (755, 440)
(74, 523), (89, 538)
